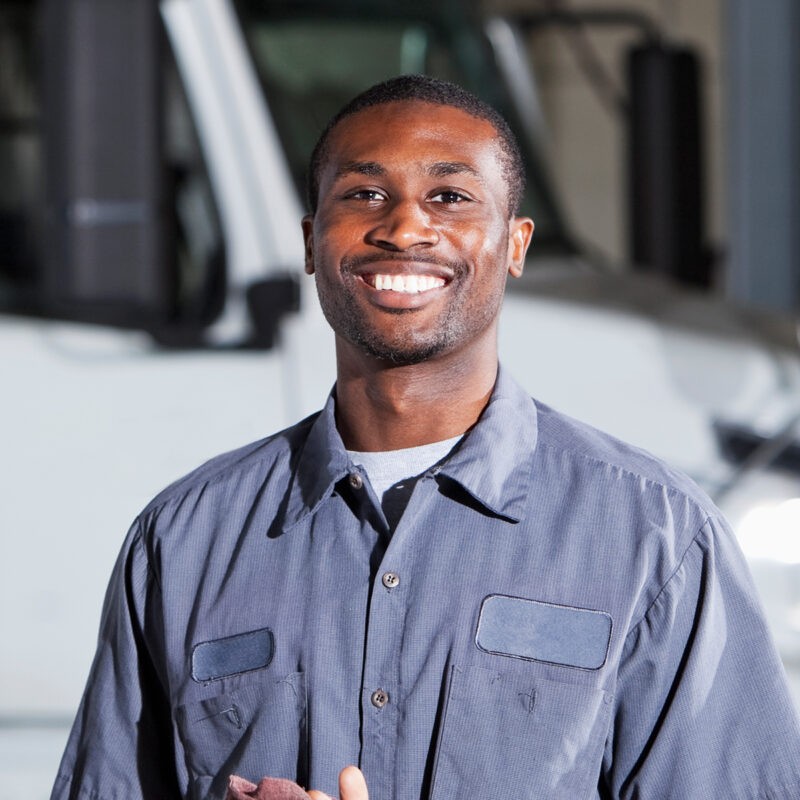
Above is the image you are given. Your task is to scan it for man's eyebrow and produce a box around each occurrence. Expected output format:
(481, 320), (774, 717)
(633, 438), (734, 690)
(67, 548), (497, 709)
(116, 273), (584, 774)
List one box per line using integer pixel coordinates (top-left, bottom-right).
(427, 161), (481, 178)
(334, 161), (386, 180)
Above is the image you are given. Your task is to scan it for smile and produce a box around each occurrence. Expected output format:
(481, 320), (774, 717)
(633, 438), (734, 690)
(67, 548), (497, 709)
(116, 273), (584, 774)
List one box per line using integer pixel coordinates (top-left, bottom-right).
(364, 274), (447, 293)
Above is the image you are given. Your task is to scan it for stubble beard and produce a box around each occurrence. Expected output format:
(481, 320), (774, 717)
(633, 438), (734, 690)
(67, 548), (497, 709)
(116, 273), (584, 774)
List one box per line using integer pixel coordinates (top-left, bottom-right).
(314, 263), (505, 367)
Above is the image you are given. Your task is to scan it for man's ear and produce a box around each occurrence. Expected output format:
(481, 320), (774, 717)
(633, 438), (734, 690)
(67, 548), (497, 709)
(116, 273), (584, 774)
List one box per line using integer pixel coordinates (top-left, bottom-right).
(301, 215), (315, 275)
(507, 216), (534, 278)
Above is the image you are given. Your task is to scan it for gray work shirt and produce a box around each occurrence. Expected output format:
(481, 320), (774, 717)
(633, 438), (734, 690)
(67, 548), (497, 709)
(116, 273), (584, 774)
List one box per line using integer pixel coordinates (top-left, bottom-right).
(52, 368), (800, 800)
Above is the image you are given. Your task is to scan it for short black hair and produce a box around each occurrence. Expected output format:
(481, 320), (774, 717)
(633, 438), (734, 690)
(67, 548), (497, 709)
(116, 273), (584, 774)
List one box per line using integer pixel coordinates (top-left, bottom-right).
(307, 74), (525, 216)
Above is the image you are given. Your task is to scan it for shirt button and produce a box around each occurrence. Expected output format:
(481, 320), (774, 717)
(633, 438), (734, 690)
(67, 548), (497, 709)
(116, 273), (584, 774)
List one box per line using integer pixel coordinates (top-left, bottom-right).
(370, 689), (389, 708)
(382, 571), (400, 589)
(349, 473), (363, 490)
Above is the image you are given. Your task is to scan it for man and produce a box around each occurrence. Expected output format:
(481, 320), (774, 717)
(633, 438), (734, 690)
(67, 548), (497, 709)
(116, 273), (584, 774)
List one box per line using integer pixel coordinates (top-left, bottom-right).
(52, 76), (800, 800)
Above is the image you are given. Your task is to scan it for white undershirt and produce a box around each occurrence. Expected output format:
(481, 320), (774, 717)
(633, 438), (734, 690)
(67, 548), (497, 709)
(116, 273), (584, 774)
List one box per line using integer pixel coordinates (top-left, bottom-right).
(347, 434), (463, 501)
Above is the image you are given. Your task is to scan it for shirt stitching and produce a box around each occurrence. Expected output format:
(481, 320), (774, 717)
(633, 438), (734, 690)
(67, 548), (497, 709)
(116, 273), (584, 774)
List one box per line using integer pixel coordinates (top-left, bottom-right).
(536, 438), (704, 508)
(139, 416), (319, 521)
(623, 516), (713, 638)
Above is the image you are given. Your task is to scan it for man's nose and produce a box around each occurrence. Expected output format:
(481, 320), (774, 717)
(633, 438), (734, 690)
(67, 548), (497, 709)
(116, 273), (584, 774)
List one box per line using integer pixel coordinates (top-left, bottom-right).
(365, 200), (439, 250)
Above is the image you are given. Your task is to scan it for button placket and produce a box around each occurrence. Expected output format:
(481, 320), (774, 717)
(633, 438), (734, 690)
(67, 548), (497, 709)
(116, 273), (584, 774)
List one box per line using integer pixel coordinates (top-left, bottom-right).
(359, 481), (435, 781)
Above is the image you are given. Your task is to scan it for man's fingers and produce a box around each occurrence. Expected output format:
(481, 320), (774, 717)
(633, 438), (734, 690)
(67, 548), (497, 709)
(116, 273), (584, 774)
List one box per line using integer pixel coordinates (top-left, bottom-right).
(339, 766), (368, 800)
(305, 766), (367, 800)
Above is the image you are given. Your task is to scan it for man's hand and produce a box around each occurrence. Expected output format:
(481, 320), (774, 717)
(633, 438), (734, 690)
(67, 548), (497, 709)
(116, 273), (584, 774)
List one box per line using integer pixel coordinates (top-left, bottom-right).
(307, 766), (368, 800)
(225, 767), (368, 800)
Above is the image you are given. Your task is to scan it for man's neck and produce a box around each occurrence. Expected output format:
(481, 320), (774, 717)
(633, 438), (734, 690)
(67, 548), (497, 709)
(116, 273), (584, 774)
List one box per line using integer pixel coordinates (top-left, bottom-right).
(333, 342), (498, 452)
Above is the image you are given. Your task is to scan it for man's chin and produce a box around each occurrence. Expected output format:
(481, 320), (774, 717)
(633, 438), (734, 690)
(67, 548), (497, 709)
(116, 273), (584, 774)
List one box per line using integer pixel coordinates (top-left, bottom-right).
(354, 334), (448, 366)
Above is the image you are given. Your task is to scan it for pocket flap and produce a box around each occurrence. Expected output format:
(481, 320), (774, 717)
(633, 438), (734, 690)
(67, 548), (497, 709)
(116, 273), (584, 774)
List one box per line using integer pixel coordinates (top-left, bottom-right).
(192, 627), (274, 682)
(476, 595), (611, 669)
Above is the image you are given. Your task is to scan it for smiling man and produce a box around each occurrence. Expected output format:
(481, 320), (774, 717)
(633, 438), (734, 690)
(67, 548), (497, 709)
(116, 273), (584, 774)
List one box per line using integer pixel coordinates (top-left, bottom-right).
(52, 76), (800, 800)
(301, 91), (531, 454)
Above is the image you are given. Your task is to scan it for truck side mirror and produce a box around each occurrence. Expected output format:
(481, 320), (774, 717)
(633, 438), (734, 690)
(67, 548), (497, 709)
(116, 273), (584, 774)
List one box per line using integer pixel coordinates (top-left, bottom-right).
(41, 0), (172, 327)
(627, 42), (711, 287)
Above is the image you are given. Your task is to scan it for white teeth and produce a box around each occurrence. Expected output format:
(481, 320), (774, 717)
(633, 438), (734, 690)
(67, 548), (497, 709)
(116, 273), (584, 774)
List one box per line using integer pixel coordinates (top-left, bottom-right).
(371, 274), (445, 293)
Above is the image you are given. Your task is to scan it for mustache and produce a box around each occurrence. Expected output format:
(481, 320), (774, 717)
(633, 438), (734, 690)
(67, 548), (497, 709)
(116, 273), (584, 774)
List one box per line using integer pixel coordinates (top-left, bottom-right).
(341, 252), (466, 274)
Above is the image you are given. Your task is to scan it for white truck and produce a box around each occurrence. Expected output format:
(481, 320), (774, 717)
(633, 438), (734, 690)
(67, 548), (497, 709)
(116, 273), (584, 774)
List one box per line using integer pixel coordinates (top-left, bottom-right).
(1, 0), (799, 793)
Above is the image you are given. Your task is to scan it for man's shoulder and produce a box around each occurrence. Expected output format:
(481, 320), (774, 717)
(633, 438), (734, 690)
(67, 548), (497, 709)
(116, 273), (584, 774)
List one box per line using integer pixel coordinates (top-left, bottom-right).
(140, 411), (321, 518)
(532, 399), (712, 509)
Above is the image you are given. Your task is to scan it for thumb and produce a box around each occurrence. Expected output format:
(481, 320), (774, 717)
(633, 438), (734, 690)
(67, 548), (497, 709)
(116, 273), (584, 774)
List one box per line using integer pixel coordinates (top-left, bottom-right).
(339, 766), (368, 800)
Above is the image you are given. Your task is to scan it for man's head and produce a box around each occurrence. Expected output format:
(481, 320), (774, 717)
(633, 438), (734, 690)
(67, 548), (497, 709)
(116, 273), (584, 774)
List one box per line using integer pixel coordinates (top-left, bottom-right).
(302, 76), (534, 369)
(307, 75), (526, 218)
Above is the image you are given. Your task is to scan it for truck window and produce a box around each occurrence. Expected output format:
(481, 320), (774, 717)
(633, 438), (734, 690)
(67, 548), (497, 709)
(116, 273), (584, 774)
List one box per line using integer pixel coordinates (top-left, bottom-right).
(233, 0), (575, 254)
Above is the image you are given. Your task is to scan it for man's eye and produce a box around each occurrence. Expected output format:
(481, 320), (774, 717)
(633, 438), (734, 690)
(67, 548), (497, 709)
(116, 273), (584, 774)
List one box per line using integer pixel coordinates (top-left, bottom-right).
(430, 190), (470, 204)
(345, 189), (386, 202)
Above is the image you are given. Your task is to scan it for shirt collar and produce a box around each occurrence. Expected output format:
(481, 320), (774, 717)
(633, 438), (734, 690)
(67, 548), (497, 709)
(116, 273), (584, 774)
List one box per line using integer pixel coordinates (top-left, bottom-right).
(284, 366), (538, 528)
(433, 366), (538, 522)
(284, 388), (351, 529)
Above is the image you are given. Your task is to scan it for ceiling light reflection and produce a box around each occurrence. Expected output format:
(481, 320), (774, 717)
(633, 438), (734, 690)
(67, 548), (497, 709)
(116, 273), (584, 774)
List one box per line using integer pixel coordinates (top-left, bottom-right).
(737, 499), (800, 564)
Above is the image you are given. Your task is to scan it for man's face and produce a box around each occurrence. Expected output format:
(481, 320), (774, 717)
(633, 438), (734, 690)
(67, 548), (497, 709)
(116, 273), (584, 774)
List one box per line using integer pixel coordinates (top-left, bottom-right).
(302, 100), (533, 366)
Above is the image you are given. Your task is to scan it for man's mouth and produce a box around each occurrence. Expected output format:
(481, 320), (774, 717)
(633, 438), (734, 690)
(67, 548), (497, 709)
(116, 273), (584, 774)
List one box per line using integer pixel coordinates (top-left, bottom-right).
(363, 274), (447, 294)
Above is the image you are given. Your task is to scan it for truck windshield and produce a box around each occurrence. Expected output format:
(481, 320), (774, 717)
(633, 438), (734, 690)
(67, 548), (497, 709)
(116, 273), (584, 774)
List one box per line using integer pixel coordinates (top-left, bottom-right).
(233, 0), (575, 255)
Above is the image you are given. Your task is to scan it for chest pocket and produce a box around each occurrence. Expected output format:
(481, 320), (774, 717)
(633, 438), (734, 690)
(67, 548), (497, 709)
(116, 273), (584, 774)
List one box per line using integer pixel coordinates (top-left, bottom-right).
(175, 671), (307, 800)
(430, 665), (612, 800)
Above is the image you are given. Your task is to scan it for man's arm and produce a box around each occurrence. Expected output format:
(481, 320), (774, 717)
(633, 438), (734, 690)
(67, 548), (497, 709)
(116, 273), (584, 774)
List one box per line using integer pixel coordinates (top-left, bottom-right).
(51, 520), (181, 800)
(602, 516), (800, 798)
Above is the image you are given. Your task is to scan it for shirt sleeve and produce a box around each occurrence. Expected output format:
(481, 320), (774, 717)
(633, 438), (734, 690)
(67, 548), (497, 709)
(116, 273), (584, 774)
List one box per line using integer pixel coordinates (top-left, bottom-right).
(601, 515), (800, 799)
(50, 518), (182, 800)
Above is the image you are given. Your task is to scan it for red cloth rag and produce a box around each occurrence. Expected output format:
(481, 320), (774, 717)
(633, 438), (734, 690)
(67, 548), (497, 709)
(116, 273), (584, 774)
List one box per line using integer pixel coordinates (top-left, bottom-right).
(225, 774), (310, 800)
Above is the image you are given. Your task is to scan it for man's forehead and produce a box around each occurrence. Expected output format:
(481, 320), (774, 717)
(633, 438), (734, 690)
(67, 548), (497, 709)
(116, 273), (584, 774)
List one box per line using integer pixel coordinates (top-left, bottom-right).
(333, 159), (482, 180)
(322, 101), (502, 176)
